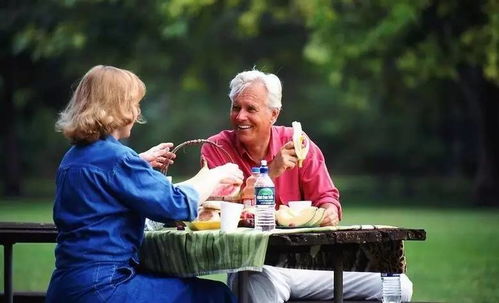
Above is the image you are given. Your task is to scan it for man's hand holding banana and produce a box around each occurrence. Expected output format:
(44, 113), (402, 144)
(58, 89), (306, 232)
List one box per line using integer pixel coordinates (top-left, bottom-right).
(268, 122), (310, 179)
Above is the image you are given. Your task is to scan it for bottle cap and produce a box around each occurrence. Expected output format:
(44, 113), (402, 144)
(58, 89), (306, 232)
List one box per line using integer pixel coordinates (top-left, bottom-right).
(261, 160), (267, 166)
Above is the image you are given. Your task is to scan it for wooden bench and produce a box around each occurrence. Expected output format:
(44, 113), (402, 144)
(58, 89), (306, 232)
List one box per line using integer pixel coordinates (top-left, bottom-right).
(0, 292), (45, 303)
(0, 222), (57, 303)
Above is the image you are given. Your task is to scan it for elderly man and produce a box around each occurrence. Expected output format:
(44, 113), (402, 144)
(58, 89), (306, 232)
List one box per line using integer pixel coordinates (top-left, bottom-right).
(201, 69), (413, 302)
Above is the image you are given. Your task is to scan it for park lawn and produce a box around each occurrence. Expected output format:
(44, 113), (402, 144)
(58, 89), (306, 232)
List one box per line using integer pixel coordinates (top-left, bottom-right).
(341, 206), (499, 303)
(1, 199), (498, 303)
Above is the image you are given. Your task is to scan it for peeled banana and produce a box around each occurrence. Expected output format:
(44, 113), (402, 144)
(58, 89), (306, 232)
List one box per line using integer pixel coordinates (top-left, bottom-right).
(292, 121), (310, 167)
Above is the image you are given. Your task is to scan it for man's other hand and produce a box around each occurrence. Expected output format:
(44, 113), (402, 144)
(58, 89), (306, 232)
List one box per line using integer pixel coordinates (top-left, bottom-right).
(319, 203), (340, 226)
(269, 141), (298, 179)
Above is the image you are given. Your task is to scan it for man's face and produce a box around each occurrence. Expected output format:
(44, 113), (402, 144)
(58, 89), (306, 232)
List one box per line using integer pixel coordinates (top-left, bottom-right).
(230, 81), (279, 147)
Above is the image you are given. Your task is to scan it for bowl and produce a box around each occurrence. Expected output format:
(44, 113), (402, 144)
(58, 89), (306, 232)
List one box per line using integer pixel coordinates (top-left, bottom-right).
(288, 201), (312, 211)
(276, 205), (325, 228)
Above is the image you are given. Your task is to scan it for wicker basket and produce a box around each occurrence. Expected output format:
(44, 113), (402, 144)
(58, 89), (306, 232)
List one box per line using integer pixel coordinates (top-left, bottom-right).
(160, 139), (240, 202)
(160, 139), (233, 175)
(160, 139), (241, 202)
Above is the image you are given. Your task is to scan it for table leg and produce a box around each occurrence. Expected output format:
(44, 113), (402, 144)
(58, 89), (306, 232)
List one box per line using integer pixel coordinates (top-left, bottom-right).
(238, 271), (249, 303)
(3, 243), (13, 303)
(333, 249), (343, 303)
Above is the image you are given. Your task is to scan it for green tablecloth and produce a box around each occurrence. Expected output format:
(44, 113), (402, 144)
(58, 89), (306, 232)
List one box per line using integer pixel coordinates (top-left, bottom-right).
(140, 228), (268, 277)
(139, 225), (396, 277)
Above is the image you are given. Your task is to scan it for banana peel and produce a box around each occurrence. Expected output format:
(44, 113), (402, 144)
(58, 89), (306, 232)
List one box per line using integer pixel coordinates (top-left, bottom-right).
(292, 121), (310, 167)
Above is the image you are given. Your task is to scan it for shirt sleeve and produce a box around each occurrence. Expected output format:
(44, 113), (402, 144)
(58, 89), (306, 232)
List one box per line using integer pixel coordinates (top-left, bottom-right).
(108, 152), (199, 222)
(300, 139), (342, 219)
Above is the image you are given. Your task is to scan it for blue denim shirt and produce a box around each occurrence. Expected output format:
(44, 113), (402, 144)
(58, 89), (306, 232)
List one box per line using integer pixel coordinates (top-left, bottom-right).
(48, 136), (199, 301)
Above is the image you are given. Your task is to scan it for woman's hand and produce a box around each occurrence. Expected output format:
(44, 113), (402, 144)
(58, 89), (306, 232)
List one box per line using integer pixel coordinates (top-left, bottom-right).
(209, 164), (244, 200)
(320, 203), (340, 227)
(139, 143), (176, 168)
(211, 163), (244, 186)
(268, 141), (298, 179)
(178, 163), (243, 203)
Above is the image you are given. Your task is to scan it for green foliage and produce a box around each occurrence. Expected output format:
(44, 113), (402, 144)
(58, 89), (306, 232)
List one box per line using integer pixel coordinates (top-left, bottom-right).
(1, 0), (496, 187)
(295, 0), (499, 86)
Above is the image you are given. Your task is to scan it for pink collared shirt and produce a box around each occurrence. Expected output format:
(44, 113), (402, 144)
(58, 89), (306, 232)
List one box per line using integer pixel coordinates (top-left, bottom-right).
(201, 126), (342, 218)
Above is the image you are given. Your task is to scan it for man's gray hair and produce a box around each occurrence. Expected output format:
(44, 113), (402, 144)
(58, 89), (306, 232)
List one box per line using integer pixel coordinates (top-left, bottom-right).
(229, 69), (282, 109)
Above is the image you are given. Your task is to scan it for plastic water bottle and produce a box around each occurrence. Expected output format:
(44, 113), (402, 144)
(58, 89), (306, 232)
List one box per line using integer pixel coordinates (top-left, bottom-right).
(381, 273), (402, 303)
(242, 167), (260, 209)
(254, 160), (275, 231)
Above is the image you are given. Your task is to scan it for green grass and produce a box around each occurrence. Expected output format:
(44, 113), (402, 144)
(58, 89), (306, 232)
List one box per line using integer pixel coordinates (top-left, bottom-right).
(341, 206), (499, 303)
(1, 180), (499, 302)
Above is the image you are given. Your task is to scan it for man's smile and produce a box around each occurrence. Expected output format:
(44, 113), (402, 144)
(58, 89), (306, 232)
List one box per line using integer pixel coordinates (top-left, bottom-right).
(236, 125), (253, 131)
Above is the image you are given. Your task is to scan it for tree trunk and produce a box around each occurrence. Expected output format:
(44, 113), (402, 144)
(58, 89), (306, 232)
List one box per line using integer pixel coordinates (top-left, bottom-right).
(1, 56), (22, 196)
(459, 66), (499, 206)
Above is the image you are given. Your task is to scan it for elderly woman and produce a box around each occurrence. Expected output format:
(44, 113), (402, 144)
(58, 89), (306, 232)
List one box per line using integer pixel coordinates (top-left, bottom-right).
(46, 65), (242, 303)
(201, 69), (413, 302)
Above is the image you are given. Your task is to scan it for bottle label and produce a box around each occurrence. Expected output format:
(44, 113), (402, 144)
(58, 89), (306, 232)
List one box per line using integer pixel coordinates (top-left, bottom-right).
(255, 186), (275, 206)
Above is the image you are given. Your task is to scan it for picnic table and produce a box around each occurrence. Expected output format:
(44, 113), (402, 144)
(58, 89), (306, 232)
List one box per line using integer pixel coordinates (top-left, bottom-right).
(0, 222), (426, 303)
(141, 225), (426, 303)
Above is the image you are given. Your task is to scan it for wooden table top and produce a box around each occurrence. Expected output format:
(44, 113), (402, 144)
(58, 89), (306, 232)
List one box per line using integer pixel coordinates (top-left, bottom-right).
(269, 227), (426, 246)
(0, 221), (426, 247)
(0, 222), (57, 244)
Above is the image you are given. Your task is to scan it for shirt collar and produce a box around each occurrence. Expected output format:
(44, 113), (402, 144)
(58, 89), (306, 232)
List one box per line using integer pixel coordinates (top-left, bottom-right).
(232, 126), (279, 164)
(104, 135), (123, 145)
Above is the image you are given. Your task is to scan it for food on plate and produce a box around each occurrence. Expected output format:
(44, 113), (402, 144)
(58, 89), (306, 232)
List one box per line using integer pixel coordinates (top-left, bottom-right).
(202, 200), (222, 212)
(197, 200), (221, 221)
(186, 201), (222, 231)
(292, 121), (310, 168)
(275, 205), (325, 227)
(209, 183), (242, 201)
(239, 207), (255, 228)
(240, 175), (257, 204)
(187, 221), (220, 231)
(197, 208), (220, 222)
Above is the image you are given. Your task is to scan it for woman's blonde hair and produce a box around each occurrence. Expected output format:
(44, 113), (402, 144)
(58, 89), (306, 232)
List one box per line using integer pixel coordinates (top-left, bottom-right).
(56, 65), (146, 144)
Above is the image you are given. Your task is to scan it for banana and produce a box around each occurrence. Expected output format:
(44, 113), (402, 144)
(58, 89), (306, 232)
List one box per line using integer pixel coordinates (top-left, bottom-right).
(292, 121), (310, 167)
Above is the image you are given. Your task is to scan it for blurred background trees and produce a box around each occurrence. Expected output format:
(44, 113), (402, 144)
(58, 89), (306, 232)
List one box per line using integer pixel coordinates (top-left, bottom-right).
(1, 0), (498, 205)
